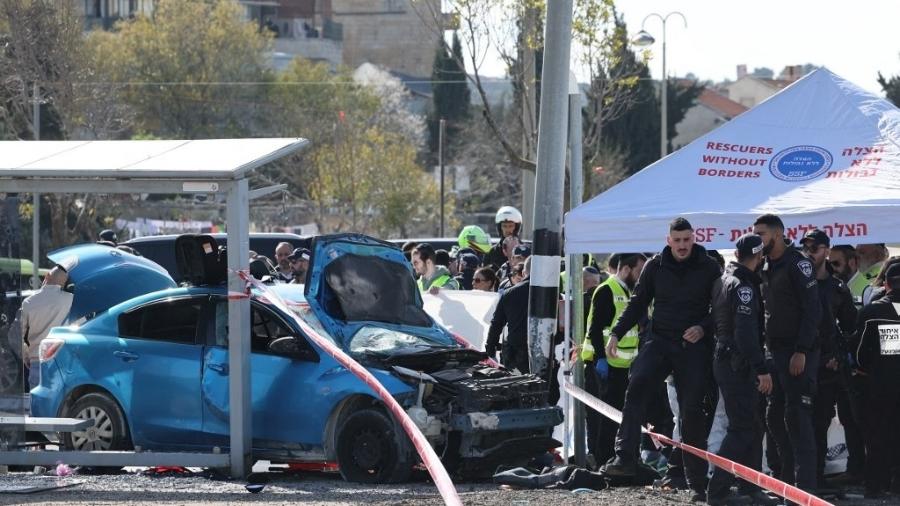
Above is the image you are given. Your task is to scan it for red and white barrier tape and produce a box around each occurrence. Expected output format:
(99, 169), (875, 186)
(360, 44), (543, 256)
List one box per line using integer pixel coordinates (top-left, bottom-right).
(236, 272), (461, 506)
(450, 332), (502, 368)
(563, 381), (834, 506)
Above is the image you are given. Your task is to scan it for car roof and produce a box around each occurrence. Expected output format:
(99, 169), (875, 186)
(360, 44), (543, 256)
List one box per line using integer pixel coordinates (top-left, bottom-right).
(124, 232), (311, 243)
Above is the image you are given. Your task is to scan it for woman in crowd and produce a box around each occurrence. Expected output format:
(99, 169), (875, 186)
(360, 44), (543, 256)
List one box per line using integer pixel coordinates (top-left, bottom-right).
(472, 267), (498, 292)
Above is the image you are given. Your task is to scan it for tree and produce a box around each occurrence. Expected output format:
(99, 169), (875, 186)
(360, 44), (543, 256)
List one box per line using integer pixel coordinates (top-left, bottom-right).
(87, 0), (273, 138)
(429, 32), (471, 152)
(878, 56), (900, 107)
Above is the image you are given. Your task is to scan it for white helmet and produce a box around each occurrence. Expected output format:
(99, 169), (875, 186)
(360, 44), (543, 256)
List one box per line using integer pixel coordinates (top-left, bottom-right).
(495, 206), (523, 224)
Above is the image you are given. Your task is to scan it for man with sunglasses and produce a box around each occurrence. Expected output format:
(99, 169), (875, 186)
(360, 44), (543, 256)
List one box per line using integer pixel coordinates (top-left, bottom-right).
(801, 230), (857, 490)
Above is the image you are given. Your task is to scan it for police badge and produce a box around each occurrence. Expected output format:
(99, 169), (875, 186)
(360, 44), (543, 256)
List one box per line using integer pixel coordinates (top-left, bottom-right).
(737, 286), (753, 304)
(798, 259), (813, 278)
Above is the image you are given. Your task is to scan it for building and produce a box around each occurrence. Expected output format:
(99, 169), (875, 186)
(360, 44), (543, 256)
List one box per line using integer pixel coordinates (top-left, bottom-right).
(672, 88), (748, 150)
(724, 64), (813, 108)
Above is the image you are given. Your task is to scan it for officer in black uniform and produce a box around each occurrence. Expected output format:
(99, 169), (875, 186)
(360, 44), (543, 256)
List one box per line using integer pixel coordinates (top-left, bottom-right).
(852, 262), (900, 499)
(602, 217), (721, 502)
(707, 233), (777, 506)
(800, 229), (857, 489)
(753, 214), (822, 492)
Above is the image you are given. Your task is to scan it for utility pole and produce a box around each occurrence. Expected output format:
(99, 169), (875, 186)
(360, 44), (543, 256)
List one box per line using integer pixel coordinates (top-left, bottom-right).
(566, 73), (586, 466)
(439, 118), (446, 237)
(527, 0), (573, 378)
(520, 6), (538, 241)
(32, 82), (40, 288)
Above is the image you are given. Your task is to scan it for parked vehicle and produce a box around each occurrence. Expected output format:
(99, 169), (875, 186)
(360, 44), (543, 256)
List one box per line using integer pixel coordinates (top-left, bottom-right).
(123, 233), (312, 282)
(32, 234), (562, 482)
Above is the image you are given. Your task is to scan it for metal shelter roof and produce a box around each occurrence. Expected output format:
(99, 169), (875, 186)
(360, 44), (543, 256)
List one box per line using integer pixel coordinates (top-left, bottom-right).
(0, 138), (307, 180)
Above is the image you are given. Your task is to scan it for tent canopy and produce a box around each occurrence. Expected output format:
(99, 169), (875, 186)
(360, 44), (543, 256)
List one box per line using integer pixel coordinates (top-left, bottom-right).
(566, 68), (900, 254)
(0, 138), (306, 180)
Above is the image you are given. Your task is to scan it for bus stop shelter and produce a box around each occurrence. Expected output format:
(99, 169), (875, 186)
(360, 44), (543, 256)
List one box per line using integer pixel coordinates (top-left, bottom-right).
(0, 138), (307, 477)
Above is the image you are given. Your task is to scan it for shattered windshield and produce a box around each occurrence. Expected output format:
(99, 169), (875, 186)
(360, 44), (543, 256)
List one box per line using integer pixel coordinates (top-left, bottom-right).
(349, 326), (448, 354)
(286, 303), (339, 346)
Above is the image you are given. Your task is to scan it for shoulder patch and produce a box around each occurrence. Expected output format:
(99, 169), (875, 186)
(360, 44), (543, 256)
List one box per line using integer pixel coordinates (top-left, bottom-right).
(737, 305), (752, 315)
(797, 259), (813, 278)
(737, 286), (753, 304)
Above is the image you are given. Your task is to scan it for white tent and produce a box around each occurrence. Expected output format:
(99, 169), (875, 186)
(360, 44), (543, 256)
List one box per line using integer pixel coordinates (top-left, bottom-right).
(565, 68), (900, 254)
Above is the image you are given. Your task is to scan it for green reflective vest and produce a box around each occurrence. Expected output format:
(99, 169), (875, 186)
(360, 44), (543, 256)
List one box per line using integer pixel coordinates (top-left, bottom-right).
(848, 262), (882, 305)
(417, 273), (453, 292)
(582, 277), (640, 368)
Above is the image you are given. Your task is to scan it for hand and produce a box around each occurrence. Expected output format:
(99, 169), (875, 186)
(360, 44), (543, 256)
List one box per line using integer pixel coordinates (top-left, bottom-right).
(594, 358), (610, 381)
(789, 352), (806, 376)
(682, 325), (704, 343)
(570, 345), (580, 363)
(757, 373), (773, 395)
(825, 358), (838, 371)
(428, 286), (441, 295)
(605, 334), (619, 358)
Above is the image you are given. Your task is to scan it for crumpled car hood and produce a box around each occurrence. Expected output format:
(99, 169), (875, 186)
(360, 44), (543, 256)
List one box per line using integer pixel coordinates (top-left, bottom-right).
(48, 244), (176, 321)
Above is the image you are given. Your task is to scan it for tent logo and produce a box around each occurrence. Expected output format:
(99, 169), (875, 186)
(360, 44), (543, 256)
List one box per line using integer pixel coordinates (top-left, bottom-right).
(769, 145), (833, 182)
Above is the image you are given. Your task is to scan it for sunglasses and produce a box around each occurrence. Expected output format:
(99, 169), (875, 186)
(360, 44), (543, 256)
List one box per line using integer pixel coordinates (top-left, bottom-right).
(473, 277), (487, 283)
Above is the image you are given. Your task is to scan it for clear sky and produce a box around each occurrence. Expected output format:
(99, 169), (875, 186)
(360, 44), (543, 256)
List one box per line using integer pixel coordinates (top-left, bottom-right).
(477, 0), (900, 95)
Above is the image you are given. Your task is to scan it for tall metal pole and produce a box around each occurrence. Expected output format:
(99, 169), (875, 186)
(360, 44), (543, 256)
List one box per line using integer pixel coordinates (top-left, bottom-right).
(660, 25), (667, 158)
(439, 118), (445, 237)
(566, 73), (586, 466)
(520, 6), (538, 241)
(32, 82), (40, 288)
(527, 0), (573, 378)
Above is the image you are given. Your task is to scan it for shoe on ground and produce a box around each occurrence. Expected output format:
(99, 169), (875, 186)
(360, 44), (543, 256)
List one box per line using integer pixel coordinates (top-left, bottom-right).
(706, 492), (752, 506)
(740, 489), (781, 506)
(654, 474), (689, 490)
(690, 490), (707, 503)
(601, 456), (636, 477)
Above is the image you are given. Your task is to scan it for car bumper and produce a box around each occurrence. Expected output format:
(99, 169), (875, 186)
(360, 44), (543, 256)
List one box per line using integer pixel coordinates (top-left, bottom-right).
(30, 361), (67, 417)
(449, 406), (563, 433)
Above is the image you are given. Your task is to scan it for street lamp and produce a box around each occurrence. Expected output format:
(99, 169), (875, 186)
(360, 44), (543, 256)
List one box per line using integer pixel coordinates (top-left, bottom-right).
(632, 12), (687, 159)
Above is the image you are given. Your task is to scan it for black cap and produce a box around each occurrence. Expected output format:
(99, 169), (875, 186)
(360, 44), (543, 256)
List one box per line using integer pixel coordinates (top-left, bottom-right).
(885, 262), (900, 281)
(99, 229), (117, 243)
(287, 247), (310, 262)
(735, 233), (764, 257)
(801, 229), (830, 248)
(458, 253), (480, 270)
(513, 244), (532, 258)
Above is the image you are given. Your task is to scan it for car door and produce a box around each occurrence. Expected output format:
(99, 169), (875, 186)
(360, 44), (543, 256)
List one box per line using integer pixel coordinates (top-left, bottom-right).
(200, 297), (321, 448)
(116, 295), (205, 448)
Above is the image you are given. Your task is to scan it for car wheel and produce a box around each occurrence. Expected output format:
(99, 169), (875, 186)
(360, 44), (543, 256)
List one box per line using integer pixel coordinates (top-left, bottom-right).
(335, 408), (412, 483)
(64, 392), (131, 452)
(0, 345), (21, 394)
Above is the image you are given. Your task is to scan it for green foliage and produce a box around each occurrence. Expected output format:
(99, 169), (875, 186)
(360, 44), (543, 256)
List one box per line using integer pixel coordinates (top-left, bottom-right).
(429, 32), (470, 152)
(878, 61), (900, 107)
(86, 0), (273, 138)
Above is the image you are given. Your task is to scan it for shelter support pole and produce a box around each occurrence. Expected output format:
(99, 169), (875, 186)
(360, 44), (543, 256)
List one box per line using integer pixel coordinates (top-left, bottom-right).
(567, 86), (586, 466)
(32, 194), (39, 288)
(527, 0), (573, 379)
(226, 179), (252, 478)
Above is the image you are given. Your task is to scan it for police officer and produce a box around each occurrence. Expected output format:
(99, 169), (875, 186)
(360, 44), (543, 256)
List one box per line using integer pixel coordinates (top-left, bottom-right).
(707, 233), (777, 506)
(485, 206), (522, 270)
(800, 230), (857, 489)
(753, 214), (821, 492)
(602, 218), (721, 502)
(581, 253), (646, 466)
(852, 262), (900, 498)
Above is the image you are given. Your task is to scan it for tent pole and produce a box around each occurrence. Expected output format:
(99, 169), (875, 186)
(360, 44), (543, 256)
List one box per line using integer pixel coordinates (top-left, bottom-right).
(567, 82), (586, 466)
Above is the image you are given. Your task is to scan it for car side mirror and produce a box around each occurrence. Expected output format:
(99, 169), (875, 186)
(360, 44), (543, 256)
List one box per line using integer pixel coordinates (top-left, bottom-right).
(268, 336), (317, 362)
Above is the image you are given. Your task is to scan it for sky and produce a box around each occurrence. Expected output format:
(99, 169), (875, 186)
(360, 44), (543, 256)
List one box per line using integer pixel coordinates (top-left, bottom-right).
(477, 0), (900, 95)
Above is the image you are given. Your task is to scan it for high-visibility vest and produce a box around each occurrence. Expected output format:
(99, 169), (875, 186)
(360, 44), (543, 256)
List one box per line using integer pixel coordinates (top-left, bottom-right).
(581, 277), (639, 368)
(417, 273), (453, 292)
(848, 262), (882, 306)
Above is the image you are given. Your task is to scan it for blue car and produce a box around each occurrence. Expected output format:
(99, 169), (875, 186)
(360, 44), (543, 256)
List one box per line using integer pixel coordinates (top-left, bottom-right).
(32, 234), (562, 482)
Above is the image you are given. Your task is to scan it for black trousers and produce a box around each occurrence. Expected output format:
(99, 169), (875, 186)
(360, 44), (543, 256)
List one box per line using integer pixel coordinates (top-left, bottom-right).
(836, 376), (865, 477)
(863, 374), (900, 494)
(614, 336), (711, 491)
(766, 349), (819, 490)
(585, 362), (629, 465)
(813, 375), (839, 487)
(708, 355), (763, 498)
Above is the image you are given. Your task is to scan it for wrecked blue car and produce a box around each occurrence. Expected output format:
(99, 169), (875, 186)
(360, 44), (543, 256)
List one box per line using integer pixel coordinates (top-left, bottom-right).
(31, 234), (562, 482)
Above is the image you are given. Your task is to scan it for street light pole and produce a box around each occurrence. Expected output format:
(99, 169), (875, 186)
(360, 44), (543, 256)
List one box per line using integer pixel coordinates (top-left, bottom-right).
(439, 118), (446, 237)
(633, 12), (687, 159)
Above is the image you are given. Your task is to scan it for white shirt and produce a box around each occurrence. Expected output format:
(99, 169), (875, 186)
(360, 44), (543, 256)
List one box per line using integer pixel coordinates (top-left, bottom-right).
(21, 285), (73, 360)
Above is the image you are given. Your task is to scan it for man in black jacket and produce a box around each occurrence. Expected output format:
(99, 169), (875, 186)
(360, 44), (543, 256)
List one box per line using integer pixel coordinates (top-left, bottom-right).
(852, 262), (900, 498)
(707, 233), (776, 506)
(602, 218), (721, 501)
(753, 214), (822, 492)
(485, 256), (531, 373)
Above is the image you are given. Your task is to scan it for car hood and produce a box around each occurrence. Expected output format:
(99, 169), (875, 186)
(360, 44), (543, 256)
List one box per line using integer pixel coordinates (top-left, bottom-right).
(48, 244), (177, 321)
(304, 233), (450, 348)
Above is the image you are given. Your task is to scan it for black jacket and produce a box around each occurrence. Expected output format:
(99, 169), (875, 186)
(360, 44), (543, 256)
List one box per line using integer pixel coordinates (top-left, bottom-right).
(760, 245), (821, 353)
(817, 271), (857, 373)
(713, 261), (766, 374)
(611, 244), (720, 341)
(852, 292), (900, 379)
(484, 244), (507, 272)
(486, 279), (530, 372)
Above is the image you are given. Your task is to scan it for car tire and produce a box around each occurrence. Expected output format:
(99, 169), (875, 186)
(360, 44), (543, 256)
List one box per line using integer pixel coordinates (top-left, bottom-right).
(63, 392), (131, 452)
(335, 408), (412, 483)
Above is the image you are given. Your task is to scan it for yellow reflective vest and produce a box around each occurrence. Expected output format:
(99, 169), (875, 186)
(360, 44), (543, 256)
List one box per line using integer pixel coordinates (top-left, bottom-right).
(581, 277), (640, 368)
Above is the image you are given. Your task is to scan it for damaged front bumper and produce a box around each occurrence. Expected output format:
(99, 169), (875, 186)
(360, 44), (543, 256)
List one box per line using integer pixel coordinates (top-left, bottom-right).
(449, 406), (563, 433)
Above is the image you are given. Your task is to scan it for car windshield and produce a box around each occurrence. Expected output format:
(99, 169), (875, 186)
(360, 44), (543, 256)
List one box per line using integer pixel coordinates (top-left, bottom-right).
(349, 325), (448, 354)
(286, 303), (339, 346)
